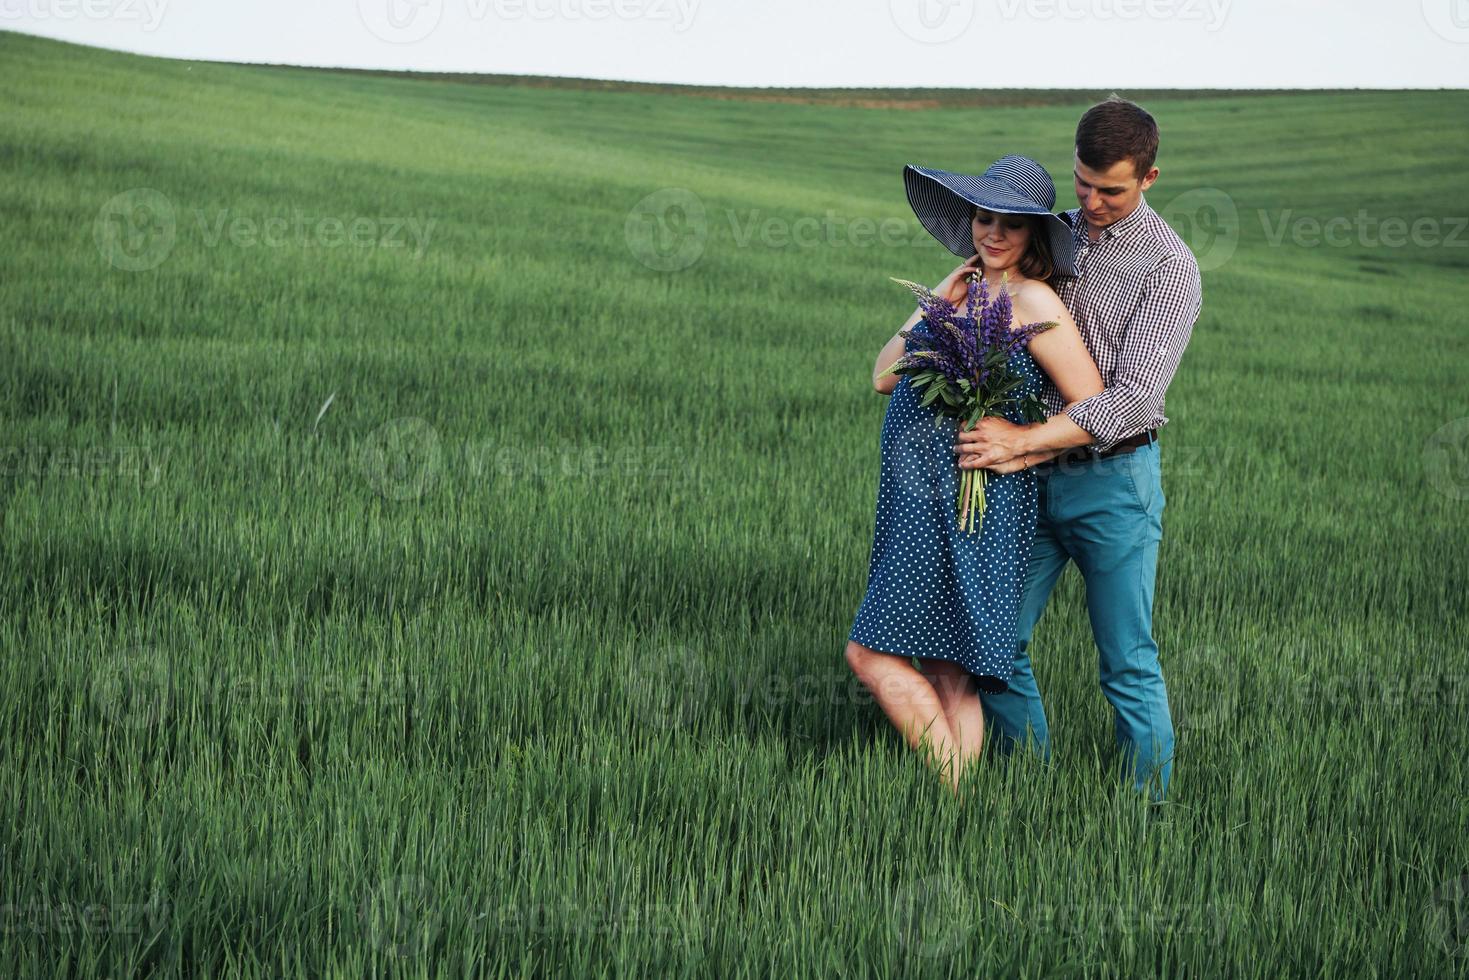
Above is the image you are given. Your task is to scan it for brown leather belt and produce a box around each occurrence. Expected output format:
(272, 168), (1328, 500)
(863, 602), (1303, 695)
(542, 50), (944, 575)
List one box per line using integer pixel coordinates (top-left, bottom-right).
(1049, 429), (1158, 467)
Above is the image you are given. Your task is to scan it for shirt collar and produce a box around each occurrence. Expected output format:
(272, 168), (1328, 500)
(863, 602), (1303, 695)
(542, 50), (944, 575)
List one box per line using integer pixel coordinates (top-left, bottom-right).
(1075, 193), (1152, 244)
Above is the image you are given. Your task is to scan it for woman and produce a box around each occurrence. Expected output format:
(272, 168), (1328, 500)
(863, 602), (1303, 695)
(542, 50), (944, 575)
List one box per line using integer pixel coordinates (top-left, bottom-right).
(844, 156), (1104, 796)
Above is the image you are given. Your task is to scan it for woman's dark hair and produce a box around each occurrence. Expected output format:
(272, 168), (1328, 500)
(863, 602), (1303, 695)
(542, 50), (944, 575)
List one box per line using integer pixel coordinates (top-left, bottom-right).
(1075, 95), (1158, 180)
(1018, 214), (1058, 284)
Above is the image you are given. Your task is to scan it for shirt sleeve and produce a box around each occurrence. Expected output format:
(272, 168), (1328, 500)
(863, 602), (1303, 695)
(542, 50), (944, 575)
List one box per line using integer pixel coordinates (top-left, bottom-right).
(1063, 252), (1202, 453)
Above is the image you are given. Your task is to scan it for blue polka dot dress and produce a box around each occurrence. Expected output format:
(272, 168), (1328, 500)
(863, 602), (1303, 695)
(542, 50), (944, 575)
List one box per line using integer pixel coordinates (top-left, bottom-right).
(848, 333), (1047, 695)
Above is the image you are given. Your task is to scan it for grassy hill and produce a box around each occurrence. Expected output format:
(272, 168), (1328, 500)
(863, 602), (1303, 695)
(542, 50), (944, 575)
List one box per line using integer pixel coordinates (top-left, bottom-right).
(2, 29), (1467, 977)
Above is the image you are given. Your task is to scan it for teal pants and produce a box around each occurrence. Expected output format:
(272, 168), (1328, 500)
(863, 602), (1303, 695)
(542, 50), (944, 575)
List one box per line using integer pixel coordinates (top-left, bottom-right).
(979, 434), (1175, 801)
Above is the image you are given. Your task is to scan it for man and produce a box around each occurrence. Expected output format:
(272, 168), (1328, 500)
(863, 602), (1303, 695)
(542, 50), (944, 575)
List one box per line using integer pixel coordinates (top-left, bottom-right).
(953, 96), (1203, 802)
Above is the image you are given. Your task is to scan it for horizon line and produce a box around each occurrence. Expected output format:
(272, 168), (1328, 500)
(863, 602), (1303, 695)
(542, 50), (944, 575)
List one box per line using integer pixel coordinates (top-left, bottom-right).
(6, 29), (1467, 98)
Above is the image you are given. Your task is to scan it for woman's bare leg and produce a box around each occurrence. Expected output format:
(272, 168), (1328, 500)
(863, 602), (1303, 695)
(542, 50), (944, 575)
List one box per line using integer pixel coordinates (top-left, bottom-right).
(845, 641), (963, 794)
(917, 659), (986, 779)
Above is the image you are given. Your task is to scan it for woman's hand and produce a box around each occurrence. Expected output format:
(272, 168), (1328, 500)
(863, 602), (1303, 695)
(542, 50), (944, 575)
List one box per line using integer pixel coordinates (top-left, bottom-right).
(933, 254), (982, 307)
(983, 448), (1063, 474)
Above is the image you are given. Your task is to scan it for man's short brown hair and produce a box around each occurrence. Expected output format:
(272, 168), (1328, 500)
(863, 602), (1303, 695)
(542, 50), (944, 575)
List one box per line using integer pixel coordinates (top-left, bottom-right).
(1075, 96), (1158, 180)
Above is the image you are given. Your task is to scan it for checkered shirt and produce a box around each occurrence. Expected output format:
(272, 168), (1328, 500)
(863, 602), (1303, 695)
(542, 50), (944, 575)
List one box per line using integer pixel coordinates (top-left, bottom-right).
(1042, 194), (1203, 453)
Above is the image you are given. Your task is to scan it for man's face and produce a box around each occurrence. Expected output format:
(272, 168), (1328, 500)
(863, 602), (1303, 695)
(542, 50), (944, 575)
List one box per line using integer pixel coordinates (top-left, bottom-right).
(1073, 151), (1159, 229)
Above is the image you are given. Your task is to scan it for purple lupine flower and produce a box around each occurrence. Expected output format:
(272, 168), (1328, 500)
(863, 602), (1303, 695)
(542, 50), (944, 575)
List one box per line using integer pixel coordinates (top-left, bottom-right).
(964, 274), (987, 323)
(980, 285), (1013, 351)
(932, 319), (978, 380)
(885, 274), (1054, 405)
(892, 278), (958, 327)
(905, 310), (972, 381)
(898, 326), (963, 383)
(1007, 317), (1053, 354)
(883, 273), (1059, 535)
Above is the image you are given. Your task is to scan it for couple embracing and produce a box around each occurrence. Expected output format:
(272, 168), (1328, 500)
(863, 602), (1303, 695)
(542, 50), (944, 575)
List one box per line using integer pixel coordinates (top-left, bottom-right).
(844, 96), (1203, 804)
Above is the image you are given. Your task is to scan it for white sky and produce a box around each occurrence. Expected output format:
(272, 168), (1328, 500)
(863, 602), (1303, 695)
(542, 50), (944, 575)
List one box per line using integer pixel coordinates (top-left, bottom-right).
(4, 0), (1468, 88)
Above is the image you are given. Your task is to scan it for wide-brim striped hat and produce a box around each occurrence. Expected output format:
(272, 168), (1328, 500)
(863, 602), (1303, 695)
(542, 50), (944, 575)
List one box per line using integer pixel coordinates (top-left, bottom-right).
(903, 155), (1077, 278)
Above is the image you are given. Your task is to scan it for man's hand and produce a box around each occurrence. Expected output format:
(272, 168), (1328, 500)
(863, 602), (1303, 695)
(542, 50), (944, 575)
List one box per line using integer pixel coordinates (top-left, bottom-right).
(953, 416), (1030, 470)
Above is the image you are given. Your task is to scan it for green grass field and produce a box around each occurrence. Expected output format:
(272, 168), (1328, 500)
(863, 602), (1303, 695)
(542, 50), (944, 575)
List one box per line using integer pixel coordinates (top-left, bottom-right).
(3, 28), (1468, 977)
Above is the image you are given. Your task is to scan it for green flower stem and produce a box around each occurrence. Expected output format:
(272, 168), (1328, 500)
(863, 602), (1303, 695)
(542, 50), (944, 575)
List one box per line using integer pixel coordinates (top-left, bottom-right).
(955, 417), (989, 535)
(956, 449), (989, 535)
(959, 464), (970, 527)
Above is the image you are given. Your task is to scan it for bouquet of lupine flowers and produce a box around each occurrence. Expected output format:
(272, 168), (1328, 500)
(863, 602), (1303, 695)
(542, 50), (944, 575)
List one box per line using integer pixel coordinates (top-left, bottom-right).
(876, 271), (1055, 534)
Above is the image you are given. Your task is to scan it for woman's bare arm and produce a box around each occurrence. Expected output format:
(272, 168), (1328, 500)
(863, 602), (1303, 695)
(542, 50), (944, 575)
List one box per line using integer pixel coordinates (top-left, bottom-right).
(1015, 283), (1103, 406)
(874, 257), (983, 395)
(873, 306), (924, 395)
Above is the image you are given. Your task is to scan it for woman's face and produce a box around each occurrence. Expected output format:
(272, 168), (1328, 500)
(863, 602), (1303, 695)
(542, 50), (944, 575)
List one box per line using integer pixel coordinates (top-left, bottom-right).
(970, 208), (1033, 276)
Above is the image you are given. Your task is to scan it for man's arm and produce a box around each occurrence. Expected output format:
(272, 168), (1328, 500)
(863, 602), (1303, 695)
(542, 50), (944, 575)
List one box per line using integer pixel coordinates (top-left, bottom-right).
(954, 251), (1202, 468)
(955, 403), (1097, 473)
(1056, 253), (1202, 453)
(1013, 409), (1099, 454)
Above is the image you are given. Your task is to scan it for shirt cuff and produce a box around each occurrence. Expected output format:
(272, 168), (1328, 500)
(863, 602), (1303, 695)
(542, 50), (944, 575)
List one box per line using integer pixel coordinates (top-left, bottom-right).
(1063, 396), (1119, 453)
